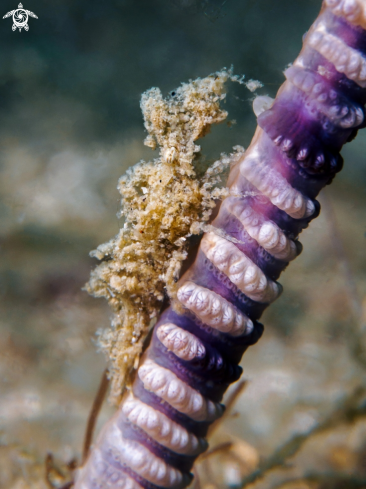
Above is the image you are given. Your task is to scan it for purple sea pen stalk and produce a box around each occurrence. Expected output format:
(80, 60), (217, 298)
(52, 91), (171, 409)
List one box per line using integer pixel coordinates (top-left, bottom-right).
(75, 1), (366, 488)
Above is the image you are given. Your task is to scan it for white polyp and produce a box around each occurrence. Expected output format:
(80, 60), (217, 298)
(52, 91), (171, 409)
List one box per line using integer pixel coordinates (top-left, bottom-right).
(101, 424), (184, 488)
(308, 23), (366, 87)
(201, 232), (281, 303)
(252, 95), (274, 117)
(177, 281), (253, 336)
(156, 323), (206, 361)
(325, 0), (366, 29)
(237, 144), (315, 219)
(122, 394), (204, 455)
(229, 201), (297, 261)
(138, 358), (223, 422)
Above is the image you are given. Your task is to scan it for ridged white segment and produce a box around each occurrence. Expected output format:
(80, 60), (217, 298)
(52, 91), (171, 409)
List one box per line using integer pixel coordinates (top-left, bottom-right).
(308, 22), (366, 87)
(75, 448), (144, 489)
(201, 232), (281, 303)
(122, 394), (204, 455)
(177, 281), (253, 336)
(138, 358), (223, 422)
(229, 200), (297, 261)
(287, 66), (364, 128)
(101, 423), (184, 488)
(238, 144), (315, 219)
(157, 323), (206, 361)
(325, 0), (366, 29)
(289, 67), (320, 94)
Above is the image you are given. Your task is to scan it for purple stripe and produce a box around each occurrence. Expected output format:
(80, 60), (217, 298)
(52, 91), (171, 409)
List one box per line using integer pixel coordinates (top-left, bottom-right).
(257, 129), (340, 198)
(157, 308), (264, 365)
(323, 9), (366, 58)
(132, 377), (212, 438)
(148, 334), (241, 402)
(213, 201), (292, 281)
(189, 250), (269, 320)
(119, 419), (197, 473)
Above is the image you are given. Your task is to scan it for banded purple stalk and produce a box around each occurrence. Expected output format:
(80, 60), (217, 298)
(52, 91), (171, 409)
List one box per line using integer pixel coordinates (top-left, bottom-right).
(75, 1), (366, 488)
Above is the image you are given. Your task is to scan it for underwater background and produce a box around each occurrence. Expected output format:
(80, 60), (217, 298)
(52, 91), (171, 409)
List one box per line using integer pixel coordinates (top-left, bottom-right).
(1, 0), (366, 487)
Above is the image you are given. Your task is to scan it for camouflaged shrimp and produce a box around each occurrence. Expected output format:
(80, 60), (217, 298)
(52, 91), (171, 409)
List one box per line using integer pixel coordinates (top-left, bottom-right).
(75, 1), (366, 488)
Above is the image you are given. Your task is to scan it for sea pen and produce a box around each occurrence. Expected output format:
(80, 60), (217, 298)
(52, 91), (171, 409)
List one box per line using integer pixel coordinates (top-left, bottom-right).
(75, 1), (366, 488)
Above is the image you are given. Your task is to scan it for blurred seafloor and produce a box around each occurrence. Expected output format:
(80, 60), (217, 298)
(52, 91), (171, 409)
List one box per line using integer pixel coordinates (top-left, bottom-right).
(0, 0), (366, 488)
